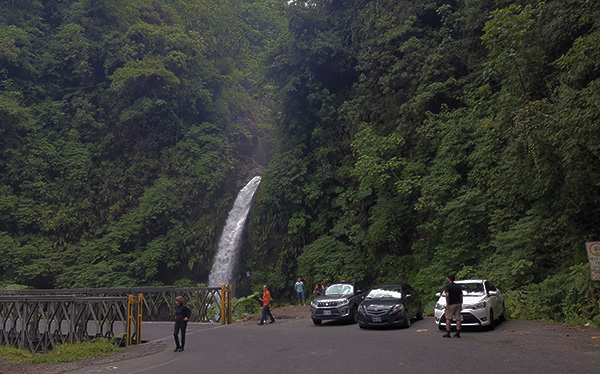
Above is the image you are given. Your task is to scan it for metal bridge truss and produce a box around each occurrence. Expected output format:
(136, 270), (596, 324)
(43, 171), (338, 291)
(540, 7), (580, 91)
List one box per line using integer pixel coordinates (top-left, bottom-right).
(1, 286), (228, 322)
(0, 295), (140, 353)
(0, 286), (233, 352)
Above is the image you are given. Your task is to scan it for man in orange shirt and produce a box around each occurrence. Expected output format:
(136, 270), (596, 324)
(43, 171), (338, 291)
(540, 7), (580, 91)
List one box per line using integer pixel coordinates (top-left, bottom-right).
(257, 284), (275, 325)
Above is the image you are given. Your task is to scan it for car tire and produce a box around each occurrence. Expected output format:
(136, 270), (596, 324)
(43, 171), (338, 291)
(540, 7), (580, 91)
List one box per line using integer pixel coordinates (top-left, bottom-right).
(499, 303), (507, 322)
(350, 305), (359, 324)
(487, 310), (495, 331)
(403, 310), (411, 328)
(312, 318), (322, 325)
(416, 304), (424, 320)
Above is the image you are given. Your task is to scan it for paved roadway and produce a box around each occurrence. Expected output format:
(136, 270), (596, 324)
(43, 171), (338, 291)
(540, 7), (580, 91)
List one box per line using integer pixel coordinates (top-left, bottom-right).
(67, 316), (600, 374)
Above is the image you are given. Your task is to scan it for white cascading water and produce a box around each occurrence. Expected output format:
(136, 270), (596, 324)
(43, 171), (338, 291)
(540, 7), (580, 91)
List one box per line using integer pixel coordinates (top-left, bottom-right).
(208, 176), (261, 287)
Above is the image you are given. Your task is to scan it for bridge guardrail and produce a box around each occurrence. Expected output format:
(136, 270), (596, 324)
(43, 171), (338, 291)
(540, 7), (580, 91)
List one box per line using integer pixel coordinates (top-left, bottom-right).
(0, 286), (234, 352)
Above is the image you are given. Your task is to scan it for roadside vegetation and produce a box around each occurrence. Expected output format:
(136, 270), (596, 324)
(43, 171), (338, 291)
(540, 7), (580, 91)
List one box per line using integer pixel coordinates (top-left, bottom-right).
(1, 0), (599, 328)
(0, 339), (119, 365)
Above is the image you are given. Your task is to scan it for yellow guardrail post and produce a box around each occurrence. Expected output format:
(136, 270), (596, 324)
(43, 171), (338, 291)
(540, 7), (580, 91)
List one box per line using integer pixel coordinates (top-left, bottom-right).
(228, 284), (233, 325)
(127, 294), (143, 346)
(219, 285), (233, 325)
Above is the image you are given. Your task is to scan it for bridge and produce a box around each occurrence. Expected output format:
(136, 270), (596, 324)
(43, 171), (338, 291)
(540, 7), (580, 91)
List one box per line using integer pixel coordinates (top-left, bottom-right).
(0, 286), (233, 353)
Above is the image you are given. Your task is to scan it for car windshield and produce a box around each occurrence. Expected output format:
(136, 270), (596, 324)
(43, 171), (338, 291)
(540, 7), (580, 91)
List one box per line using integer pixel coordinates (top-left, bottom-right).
(366, 287), (402, 299)
(325, 284), (353, 296)
(459, 282), (485, 295)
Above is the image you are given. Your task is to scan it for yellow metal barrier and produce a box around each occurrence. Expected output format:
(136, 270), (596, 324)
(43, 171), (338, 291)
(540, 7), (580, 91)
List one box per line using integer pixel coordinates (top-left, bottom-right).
(127, 294), (143, 346)
(220, 285), (233, 324)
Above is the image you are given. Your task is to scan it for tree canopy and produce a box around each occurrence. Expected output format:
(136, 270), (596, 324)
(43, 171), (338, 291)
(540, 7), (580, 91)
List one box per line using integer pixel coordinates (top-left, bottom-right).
(1, 0), (599, 325)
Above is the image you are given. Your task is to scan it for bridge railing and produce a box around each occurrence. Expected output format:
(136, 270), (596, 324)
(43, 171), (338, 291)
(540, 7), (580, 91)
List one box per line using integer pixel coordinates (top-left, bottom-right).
(0, 286), (229, 323)
(0, 295), (137, 353)
(0, 286), (233, 352)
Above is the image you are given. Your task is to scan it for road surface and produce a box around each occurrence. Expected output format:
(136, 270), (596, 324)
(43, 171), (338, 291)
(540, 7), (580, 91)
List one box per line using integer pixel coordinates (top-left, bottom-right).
(66, 316), (600, 374)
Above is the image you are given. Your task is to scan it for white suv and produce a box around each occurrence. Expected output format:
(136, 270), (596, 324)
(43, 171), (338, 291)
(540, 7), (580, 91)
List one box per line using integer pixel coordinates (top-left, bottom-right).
(434, 279), (505, 329)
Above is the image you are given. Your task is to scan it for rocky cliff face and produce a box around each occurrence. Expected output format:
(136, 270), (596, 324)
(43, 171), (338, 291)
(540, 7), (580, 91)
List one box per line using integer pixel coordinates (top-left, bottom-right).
(233, 129), (272, 188)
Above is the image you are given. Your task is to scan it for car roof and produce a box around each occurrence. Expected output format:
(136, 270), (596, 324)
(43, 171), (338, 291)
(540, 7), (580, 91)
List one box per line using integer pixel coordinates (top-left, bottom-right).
(371, 283), (408, 288)
(455, 279), (486, 283)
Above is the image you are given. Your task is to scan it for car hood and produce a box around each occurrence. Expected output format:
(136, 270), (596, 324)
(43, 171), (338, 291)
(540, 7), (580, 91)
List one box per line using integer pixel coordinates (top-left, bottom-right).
(437, 295), (487, 306)
(361, 299), (402, 307)
(315, 294), (353, 301)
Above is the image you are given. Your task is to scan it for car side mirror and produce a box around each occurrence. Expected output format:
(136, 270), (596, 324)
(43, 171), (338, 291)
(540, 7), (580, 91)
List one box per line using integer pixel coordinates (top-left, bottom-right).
(406, 294), (412, 299)
(489, 290), (497, 296)
(435, 292), (441, 297)
(357, 289), (363, 294)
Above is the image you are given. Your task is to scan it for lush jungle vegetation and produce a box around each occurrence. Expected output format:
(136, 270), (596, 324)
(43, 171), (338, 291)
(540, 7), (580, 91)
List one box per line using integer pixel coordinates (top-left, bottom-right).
(1, 0), (599, 326)
(0, 0), (281, 288)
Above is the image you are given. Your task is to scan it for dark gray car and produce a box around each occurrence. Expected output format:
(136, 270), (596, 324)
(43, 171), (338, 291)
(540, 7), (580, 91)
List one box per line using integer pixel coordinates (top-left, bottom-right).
(310, 282), (365, 325)
(357, 283), (424, 329)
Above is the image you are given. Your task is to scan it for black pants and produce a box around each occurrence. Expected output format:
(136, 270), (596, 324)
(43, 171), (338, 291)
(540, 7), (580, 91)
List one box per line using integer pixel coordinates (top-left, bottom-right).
(260, 304), (275, 324)
(173, 320), (188, 349)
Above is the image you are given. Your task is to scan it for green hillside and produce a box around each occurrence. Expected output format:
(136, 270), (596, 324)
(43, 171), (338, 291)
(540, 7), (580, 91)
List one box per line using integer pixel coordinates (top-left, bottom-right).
(1, 0), (599, 326)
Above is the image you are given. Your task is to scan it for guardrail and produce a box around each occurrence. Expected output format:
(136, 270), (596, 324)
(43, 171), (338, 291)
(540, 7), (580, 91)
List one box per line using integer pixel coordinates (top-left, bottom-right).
(0, 286), (234, 352)
(0, 286), (231, 323)
(0, 295), (140, 353)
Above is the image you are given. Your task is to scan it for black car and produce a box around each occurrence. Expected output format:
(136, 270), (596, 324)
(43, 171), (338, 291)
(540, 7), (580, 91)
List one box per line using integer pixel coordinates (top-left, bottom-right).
(310, 282), (366, 325)
(357, 283), (424, 329)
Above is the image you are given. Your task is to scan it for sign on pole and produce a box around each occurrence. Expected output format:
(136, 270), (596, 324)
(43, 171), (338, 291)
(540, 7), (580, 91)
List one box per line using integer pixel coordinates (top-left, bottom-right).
(585, 242), (600, 281)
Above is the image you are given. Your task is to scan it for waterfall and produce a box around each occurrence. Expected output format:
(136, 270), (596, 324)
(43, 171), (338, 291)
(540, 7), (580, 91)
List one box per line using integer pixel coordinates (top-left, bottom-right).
(208, 176), (261, 287)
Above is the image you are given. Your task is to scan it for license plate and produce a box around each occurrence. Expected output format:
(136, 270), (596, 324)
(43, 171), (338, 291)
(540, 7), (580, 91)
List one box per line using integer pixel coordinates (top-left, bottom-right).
(372, 316), (381, 322)
(324, 310), (331, 315)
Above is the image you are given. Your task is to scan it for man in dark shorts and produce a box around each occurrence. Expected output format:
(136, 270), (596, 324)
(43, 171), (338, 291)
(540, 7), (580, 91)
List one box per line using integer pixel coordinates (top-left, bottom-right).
(443, 273), (463, 338)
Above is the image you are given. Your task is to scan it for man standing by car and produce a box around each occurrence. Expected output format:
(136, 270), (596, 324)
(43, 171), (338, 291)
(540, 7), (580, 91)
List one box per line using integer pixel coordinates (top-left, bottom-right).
(443, 273), (463, 338)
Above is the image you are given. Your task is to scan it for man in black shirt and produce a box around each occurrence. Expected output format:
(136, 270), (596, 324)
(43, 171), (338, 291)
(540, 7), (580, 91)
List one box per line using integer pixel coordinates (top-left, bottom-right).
(173, 296), (191, 352)
(442, 273), (463, 338)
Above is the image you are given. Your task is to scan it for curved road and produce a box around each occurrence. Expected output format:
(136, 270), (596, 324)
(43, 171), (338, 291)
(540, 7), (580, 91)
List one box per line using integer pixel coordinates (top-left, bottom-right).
(67, 316), (599, 374)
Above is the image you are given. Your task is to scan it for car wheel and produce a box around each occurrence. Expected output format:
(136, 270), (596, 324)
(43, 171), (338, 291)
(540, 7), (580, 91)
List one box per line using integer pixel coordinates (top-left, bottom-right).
(416, 304), (424, 320)
(403, 310), (411, 328)
(312, 318), (322, 325)
(499, 303), (507, 322)
(487, 310), (495, 330)
(350, 305), (359, 324)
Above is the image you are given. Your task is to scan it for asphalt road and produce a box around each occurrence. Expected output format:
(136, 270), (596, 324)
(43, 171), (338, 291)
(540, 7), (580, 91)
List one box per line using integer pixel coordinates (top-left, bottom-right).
(66, 316), (600, 374)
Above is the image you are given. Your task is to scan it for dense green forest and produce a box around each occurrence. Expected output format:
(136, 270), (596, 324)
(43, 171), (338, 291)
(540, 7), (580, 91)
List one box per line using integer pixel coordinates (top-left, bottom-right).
(0, 0), (281, 287)
(1, 0), (600, 325)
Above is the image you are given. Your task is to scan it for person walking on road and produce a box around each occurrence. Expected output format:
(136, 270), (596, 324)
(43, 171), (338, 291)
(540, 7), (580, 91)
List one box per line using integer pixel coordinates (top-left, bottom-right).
(257, 284), (275, 325)
(442, 273), (463, 338)
(294, 277), (306, 306)
(173, 296), (191, 352)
